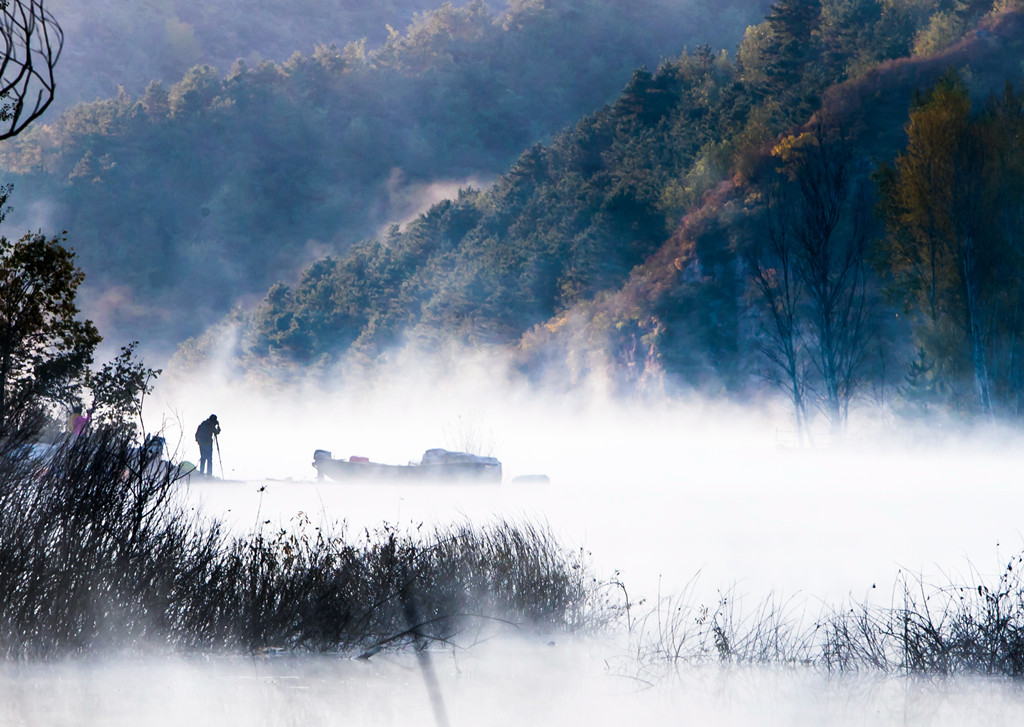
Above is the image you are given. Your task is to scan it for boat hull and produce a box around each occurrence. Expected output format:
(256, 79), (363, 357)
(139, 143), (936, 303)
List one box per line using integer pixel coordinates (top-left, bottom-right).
(312, 450), (501, 484)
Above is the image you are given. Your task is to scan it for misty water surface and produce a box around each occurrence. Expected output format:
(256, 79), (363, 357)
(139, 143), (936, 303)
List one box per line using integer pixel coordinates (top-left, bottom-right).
(154, 358), (1024, 606)
(57, 361), (1020, 726)
(5, 635), (1024, 726)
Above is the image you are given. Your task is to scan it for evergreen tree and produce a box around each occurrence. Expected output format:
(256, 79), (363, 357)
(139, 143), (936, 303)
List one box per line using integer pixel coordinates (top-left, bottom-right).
(762, 0), (823, 118)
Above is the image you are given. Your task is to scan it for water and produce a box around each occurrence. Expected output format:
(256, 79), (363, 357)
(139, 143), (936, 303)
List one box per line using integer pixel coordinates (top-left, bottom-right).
(5, 643), (1024, 726)
(186, 443), (1024, 609)
(152, 414), (1024, 725)
(59, 365), (1018, 724)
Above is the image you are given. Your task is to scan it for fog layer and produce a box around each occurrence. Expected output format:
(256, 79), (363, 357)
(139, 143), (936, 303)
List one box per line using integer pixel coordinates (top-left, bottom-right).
(5, 642), (1024, 727)
(148, 353), (1024, 607)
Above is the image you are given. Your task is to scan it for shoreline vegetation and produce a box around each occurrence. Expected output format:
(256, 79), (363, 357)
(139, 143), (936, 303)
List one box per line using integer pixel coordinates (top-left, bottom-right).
(621, 556), (1024, 683)
(2, 425), (1024, 684)
(0, 426), (606, 659)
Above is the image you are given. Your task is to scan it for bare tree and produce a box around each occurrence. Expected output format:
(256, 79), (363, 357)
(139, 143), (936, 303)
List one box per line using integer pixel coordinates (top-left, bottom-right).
(747, 187), (810, 445)
(749, 121), (873, 438)
(0, 0), (62, 140)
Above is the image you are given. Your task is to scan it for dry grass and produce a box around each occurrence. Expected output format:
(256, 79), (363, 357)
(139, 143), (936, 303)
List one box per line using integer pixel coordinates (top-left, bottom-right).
(623, 555), (1024, 681)
(0, 427), (606, 658)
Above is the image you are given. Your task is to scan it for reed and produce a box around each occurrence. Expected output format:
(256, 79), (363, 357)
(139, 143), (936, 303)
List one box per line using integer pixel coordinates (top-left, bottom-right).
(0, 427), (603, 658)
(627, 555), (1024, 680)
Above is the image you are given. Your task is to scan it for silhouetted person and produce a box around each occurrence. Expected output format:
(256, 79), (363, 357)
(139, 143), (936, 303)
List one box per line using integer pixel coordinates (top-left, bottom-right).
(195, 414), (220, 476)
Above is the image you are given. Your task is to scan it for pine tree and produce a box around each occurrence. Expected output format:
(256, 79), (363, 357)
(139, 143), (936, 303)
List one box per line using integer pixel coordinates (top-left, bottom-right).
(763, 0), (822, 108)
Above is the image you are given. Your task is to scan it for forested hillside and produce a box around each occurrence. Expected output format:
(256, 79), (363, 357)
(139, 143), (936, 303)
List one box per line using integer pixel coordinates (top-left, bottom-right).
(47, 0), (502, 111)
(0, 0), (769, 350)
(192, 1), (1024, 433)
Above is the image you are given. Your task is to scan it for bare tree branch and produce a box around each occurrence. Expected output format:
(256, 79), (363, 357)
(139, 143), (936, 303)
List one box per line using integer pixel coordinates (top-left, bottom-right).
(748, 121), (874, 438)
(0, 0), (62, 140)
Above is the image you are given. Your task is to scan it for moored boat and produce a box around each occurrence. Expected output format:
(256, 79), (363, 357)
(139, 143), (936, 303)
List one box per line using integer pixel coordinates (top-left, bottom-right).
(312, 448), (502, 483)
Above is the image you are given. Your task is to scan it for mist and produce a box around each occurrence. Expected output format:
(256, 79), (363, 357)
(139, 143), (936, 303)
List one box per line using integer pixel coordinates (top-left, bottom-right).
(0, 300), (1018, 721)
(0, 0), (776, 354)
(44, 0), (514, 112)
(10, 348), (1024, 725)
(6, 646), (1024, 726)
(147, 349), (1024, 608)
(4, 0), (1024, 721)
(11, 287), (1014, 726)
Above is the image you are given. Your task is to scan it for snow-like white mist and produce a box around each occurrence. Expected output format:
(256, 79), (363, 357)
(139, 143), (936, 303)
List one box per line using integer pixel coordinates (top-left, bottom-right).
(6, 645), (1024, 726)
(32, 350), (1019, 726)
(146, 351), (1024, 606)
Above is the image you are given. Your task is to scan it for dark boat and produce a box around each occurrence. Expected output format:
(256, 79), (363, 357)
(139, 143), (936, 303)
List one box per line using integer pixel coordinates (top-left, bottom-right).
(312, 448), (502, 483)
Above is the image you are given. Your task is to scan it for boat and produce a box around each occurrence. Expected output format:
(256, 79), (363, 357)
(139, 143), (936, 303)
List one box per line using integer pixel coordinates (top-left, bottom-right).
(312, 448), (502, 483)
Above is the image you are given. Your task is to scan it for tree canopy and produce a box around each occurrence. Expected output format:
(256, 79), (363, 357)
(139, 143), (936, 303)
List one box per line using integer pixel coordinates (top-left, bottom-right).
(3, 0), (1022, 435)
(0, 228), (100, 437)
(0, 0), (773, 347)
(876, 73), (1024, 415)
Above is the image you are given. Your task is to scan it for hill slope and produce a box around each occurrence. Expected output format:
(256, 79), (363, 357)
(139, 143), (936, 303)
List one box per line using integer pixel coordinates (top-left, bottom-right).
(0, 0), (771, 352)
(191, 5), (1024, 425)
(47, 0), (499, 112)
